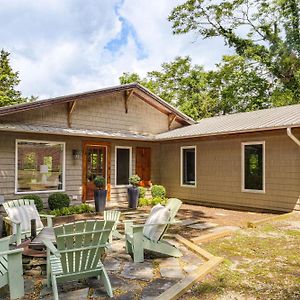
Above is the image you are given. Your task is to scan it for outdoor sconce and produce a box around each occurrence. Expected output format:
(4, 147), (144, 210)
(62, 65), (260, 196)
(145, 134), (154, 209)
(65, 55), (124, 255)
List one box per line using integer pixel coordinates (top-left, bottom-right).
(72, 149), (81, 160)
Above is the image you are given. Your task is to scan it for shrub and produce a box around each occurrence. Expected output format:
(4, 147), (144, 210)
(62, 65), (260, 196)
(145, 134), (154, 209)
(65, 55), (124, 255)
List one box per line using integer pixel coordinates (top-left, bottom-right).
(150, 197), (167, 206)
(129, 174), (141, 187)
(138, 186), (146, 198)
(20, 194), (44, 212)
(94, 176), (106, 189)
(151, 185), (166, 198)
(50, 203), (94, 217)
(48, 192), (70, 210)
(138, 197), (149, 207)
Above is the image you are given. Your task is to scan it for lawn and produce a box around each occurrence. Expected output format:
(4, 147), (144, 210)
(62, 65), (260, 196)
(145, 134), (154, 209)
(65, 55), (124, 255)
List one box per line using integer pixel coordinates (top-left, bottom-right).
(181, 214), (300, 300)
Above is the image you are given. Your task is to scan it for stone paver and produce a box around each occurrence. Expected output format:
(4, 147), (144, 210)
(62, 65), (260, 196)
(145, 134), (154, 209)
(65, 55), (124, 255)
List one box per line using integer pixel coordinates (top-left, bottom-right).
(181, 218), (202, 226)
(159, 257), (181, 268)
(103, 258), (122, 272)
(141, 278), (177, 299)
(42, 288), (89, 300)
(121, 261), (154, 281)
(183, 264), (200, 273)
(187, 222), (218, 230)
(159, 266), (185, 279)
(208, 225), (240, 233)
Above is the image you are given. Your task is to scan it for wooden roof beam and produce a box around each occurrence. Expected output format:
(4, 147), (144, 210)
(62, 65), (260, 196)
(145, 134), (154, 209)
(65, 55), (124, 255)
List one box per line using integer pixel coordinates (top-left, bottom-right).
(168, 114), (177, 130)
(67, 100), (77, 127)
(124, 89), (134, 113)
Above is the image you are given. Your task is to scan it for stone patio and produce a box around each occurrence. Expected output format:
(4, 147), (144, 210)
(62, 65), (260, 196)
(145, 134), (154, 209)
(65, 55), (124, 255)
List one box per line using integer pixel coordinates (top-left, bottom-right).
(0, 204), (265, 300)
(3, 237), (203, 300)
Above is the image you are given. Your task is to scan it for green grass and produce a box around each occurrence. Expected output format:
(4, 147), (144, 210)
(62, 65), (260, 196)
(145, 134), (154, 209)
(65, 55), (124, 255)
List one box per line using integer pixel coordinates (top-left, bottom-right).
(189, 221), (300, 300)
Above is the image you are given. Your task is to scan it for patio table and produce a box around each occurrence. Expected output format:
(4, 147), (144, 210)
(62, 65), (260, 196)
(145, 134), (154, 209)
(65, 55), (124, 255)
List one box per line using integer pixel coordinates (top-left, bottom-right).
(29, 227), (55, 250)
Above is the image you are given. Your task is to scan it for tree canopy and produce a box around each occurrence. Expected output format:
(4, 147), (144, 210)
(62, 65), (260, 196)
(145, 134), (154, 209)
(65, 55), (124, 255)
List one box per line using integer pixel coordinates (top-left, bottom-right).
(169, 0), (300, 105)
(119, 55), (276, 119)
(0, 49), (34, 107)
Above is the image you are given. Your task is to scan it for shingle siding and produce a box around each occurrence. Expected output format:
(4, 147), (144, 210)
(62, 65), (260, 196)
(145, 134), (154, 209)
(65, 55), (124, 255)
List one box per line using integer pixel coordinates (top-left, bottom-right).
(0, 131), (160, 205)
(160, 129), (300, 212)
(0, 94), (182, 134)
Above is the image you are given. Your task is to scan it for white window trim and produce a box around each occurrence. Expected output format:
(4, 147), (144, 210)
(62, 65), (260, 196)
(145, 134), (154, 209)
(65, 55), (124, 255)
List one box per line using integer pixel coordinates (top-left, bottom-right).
(180, 145), (197, 188)
(15, 139), (66, 194)
(241, 141), (265, 194)
(115, 146), (132, 187)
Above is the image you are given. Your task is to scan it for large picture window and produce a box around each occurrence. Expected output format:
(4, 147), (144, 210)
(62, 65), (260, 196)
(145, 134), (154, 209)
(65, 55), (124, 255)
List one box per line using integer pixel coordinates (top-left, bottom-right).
(16, 140), (65, 193)
(181, 146), (196, 187)
(115, 147), (132, 186)
(242, 142), (265, 192)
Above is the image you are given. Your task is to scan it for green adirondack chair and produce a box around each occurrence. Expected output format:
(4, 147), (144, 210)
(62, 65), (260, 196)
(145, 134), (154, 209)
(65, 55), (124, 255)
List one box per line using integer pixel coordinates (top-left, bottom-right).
(3, 199), (54, 245)
(43, 219), (115, 300)
(103, 210), (123, 243)
(0, 235), (24, 300)
(124, 198), (182, 263)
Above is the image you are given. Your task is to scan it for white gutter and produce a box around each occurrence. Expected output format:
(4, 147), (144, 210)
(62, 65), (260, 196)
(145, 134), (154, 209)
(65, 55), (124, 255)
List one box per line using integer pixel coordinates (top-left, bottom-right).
(287, 127), (300, 146)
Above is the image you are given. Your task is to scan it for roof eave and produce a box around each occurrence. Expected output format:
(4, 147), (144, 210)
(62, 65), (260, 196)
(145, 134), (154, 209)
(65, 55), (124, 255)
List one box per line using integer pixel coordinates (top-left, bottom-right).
(155, 124), (300, 141)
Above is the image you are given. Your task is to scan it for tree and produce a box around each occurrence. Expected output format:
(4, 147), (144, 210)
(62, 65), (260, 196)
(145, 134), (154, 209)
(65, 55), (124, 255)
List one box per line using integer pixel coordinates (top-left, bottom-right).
(0, 49), (33, 107)
(119, 55), (275, 119)
(169, 0), (300, 104)
(207, 55), (271, 114)
(120, 56), (215, 120)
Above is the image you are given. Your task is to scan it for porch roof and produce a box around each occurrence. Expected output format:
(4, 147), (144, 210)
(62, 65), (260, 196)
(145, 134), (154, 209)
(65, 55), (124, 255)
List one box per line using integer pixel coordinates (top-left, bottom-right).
(0, 122), (154, 141)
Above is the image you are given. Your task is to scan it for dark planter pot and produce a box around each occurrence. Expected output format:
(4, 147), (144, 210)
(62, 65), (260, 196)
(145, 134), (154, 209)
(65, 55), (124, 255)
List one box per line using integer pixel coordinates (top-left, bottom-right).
(127, 186), (139, 209)
(94, 189), (107, 212)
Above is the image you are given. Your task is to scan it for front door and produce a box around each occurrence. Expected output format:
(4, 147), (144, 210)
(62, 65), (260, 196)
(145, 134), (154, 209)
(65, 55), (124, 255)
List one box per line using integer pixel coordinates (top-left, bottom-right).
(136, 147), (151, 186)
(82, 142), (110, 201)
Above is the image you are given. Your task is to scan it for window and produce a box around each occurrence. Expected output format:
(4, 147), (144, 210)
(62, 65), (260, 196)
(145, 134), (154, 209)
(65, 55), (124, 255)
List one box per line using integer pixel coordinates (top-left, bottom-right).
(16, 140), (65, 193)
(181, 146), (196, 187)
(242, 142), (265, 192)
(115, 147), (132, 186)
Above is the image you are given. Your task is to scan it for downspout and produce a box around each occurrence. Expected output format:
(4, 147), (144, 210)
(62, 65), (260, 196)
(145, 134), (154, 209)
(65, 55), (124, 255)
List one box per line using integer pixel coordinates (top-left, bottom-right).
(287, 127), (300, 146)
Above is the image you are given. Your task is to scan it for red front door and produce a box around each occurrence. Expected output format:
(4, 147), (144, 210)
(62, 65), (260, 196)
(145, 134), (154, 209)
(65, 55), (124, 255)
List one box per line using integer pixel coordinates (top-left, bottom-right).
(136, 147), (151, 187)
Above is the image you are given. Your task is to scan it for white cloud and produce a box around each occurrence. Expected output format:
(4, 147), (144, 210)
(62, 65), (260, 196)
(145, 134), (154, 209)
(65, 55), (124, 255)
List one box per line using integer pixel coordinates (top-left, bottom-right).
(0, 0), (231, 99)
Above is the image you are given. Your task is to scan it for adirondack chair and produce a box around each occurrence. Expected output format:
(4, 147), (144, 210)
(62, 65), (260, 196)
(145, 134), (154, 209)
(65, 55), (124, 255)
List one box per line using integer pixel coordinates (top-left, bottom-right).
(103, 210), (123, 243)
(3, 199), (54, 245)
(0, 235), (24, 300)
(124, 198), (182, 263)
(43, 219), (115, 300)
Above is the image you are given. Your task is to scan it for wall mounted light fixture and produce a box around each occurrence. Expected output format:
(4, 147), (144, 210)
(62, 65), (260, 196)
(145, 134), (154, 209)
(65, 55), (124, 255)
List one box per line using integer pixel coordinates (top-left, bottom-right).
(72, 149), (81, 160)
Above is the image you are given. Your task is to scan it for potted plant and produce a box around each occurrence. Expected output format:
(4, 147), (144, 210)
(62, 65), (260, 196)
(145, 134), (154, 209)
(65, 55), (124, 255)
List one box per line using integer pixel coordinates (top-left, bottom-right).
(93, 175), (107, 212)
(128, 174), (141, 209)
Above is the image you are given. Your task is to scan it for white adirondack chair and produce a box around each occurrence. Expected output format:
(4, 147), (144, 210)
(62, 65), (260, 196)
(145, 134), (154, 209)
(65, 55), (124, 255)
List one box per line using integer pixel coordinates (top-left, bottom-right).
(3, 199), (54, 245)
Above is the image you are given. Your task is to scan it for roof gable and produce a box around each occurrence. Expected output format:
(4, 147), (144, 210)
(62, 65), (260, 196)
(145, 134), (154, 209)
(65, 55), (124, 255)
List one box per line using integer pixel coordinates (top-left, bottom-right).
(0, 83), (195, 126)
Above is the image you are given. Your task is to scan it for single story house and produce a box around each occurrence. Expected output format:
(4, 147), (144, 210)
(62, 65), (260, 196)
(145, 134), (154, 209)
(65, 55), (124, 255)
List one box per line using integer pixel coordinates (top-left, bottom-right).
(0, 83), (299, 212)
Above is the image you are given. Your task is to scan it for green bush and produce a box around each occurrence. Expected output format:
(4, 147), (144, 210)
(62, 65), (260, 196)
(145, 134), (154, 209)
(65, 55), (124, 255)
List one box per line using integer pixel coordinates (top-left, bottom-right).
(20, 194), (44, 212)
(138, 186), (146, 198)
(48, 192), (70, 210)
(151, 185), (166, 198)
(129, 174), (141, 187)
(50, 203), (94, 217)
(138, 197), (149, 207)
(150, 197), (167, 206)
(138, 197), (167, 207)
(94, 176), (106, 189)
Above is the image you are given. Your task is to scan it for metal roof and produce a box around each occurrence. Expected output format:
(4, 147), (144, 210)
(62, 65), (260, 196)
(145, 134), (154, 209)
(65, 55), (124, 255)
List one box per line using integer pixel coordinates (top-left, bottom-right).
(0, 104), (299, 141)
(0, 83), (195, 125)
(156, 104), (300, 140)
(0, 123), (154, 141)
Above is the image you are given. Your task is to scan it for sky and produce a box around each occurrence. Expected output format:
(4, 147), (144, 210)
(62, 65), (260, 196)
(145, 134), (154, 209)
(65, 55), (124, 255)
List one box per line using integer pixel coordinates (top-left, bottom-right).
(0, 0), (230, 99)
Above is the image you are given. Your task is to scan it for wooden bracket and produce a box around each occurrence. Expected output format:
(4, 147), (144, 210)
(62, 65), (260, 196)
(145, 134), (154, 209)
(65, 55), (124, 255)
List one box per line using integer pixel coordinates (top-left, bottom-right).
(124, 89), (134, 113)
(168, 114), (177, 130)
(67, 100), (76, 128)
